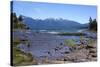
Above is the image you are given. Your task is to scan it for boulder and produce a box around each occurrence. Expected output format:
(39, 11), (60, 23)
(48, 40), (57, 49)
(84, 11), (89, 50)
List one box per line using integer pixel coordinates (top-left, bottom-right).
(86, 45), (94, 49)
(89, 49), (97, 53)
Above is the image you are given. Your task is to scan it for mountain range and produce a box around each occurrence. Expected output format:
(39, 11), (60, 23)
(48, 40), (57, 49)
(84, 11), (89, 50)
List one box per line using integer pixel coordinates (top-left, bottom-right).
(21, 16), (88, 32)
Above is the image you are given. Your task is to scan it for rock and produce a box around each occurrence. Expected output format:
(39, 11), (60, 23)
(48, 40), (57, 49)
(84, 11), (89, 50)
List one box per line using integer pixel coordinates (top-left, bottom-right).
(64, 51), (70, 54)
(41, 58), (49, 64)
(89, 53), (97, 57)
(50, 61), (65, 64)
(64, 58), (67, 61)
(75, 45), (85, 50)
(69, 47), (73, 51)
(89, 49), (97, 53)
(86, 45), (94, 49)
(90, 58), (97, 61)
(91, 54), (97, 57)
(20, 39), (28, 42)
(32, 60), (38, 65)
(54, 48), (58, 51)
(74, 59), (87, 62)
(56, 58), (64, 61)
(87, 54), (97, 61)
(60, 43), (63, 45)
(64, 48), (89, 62)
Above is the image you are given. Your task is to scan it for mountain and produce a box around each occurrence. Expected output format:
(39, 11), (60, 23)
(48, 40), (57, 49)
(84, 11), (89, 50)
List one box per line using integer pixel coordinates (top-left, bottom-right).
(21, 16), (88, 32)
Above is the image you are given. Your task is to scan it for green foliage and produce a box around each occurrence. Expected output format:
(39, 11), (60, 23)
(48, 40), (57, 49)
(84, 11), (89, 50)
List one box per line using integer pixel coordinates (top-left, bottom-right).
(13, 47), (34, 66)
(80, 36), (84, 42)
(13, 39), (21, 47)
(18, 15), (23, 21)
(11, 12), (27, 29)
(64, 39), (76, 47)
(12, 38), (35, 66)
(89, 17), (97, 31)
(89, 17), (92, 23)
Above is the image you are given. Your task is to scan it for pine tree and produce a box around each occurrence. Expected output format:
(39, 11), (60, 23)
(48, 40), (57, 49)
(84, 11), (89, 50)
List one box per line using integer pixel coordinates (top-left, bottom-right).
(88, 17), (97, 31)
(89, 17), (92, 30)
(18, 15), (23, 21)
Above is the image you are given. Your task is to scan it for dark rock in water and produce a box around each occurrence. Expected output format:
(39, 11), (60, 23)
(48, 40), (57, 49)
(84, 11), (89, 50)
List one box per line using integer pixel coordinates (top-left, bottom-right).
(54, 48), (59, 51)
(64, 51), (70, 54)
(54, 46), (63, 51)
(60, 43), (63, 45)
(47, 51), (50, 54)
(27, 44), (31, 48)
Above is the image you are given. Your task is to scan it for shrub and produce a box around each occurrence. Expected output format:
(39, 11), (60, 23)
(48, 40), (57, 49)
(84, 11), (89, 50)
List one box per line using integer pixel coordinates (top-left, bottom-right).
(64, 39), (76, 47)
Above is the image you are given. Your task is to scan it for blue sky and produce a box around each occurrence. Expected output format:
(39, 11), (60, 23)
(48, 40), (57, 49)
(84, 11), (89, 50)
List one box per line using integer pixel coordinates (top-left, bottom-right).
(11, 1), (97, 24)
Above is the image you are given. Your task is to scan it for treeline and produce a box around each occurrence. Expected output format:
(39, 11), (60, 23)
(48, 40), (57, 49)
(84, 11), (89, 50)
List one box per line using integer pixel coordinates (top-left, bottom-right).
(89, 17), (97, 31)
(11, 13), (28, 29)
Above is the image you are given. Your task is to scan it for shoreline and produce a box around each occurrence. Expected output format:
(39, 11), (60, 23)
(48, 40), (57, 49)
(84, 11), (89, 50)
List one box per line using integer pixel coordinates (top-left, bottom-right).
(12, 29), (97, 65)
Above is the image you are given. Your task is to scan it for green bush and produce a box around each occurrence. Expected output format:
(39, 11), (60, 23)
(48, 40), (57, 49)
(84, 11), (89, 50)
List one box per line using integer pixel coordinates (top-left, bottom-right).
(64, 39), (76, 47)
(11, 12), (27, 29)
(80, 36), (84, 42)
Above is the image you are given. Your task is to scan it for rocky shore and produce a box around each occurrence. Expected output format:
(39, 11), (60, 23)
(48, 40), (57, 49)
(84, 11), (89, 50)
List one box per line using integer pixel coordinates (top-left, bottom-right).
(13, 30), (97, 65)
(35, 41), (97, 64)
(64, 42), (97, 63)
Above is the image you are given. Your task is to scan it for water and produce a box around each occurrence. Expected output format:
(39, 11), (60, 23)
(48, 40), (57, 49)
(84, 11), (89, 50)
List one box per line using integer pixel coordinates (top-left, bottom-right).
(30, 29), (84, 33)
(13, 30), (96, 63)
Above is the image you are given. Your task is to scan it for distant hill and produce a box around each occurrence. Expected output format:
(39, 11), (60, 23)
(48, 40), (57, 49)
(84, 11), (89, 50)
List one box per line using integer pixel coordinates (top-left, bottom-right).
(21, 16), (88, 31)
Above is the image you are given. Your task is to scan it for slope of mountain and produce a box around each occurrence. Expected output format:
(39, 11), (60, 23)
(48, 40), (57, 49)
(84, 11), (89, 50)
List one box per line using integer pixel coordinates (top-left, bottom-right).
(21, 16), (88, 32)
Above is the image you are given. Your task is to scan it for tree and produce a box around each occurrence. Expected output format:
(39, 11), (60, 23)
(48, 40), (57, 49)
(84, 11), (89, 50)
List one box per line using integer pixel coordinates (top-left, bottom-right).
(89, 17), (92, 30)
(89, 17), (97, 31)
(89, 17), (92, 23)
(18, 15), (23, 21)
(11, 13), (18, 23)
(92, 19), (97, 31)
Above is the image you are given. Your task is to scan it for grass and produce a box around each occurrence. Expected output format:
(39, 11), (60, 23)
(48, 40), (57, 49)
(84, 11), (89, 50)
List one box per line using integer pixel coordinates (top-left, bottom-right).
(64, 36), (94, 47)
(64, 39), (76, 47)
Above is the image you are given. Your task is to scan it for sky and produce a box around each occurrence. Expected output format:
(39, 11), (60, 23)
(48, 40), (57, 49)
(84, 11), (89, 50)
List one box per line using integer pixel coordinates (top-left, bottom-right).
(11, 1), (97, 24)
